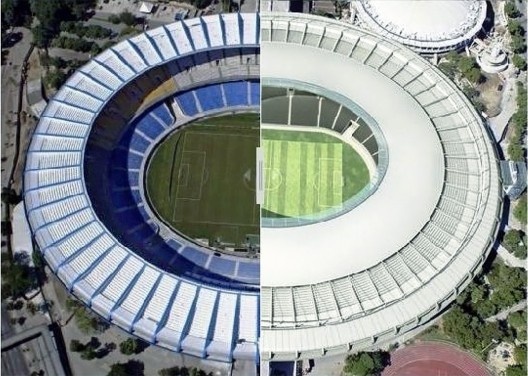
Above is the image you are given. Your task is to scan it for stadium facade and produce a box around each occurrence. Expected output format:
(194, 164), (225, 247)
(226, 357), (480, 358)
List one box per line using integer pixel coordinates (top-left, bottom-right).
(24, 13), (260, 363)
(260, 12), (502, 361)
(354, 0), (487, 54)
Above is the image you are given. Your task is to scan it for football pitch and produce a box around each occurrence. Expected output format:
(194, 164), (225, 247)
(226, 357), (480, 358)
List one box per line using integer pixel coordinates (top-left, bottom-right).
(262, 129), (370, 218)
(146, 114), (259, 246)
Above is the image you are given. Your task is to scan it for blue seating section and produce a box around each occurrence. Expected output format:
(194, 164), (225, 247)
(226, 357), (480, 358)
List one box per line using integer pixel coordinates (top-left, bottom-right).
(195, 85), (224, 111)
(152, 103), (174, 126)
(224, 82), (248, 106)
(237, 261), (260, 279)
(175, 81), (258, 116)
(138, 115), (166, 139)
(176, 91), (199, 116)
(209, 257), (236, 275)
(86, 82), (260, 286)
(250, 82), (259, 105)
(181, 246), (210, 268)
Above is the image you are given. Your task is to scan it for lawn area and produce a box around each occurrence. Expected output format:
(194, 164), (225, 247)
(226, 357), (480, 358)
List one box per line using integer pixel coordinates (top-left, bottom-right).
(146, 113), (259, 246)
(262, 129), (370, 218)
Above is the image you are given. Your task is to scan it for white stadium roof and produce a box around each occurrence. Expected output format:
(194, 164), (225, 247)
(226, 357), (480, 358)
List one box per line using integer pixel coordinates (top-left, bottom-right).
(260, 12), (501, 361)
(355, 0), (487, 53)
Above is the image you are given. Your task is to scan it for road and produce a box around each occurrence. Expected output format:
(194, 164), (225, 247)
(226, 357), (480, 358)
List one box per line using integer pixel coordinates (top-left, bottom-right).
(0, 27), (32, 189)
(1, 305), (30, 376)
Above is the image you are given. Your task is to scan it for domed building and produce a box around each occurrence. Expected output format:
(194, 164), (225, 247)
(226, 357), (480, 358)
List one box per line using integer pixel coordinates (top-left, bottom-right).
(354, 0), (488, 55)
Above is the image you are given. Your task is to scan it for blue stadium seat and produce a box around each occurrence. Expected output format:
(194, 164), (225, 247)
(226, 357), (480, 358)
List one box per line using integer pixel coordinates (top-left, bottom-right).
(176, 91), (199, 116)
(135, 114), (166, 140)
(208, 257), (236, 276)
(152, 103), (174, 126)
(127, 170), (139, 187)
(250, 82), (260, 105)
(237, 262), (260, 279)
(181, 246), (209, 267)
(127, 153), (143, 170)
(130, 133), (150, 153)
(195, 85), (224, 111)
(167, 239), (182, 252)
(224, 82), (248, 106)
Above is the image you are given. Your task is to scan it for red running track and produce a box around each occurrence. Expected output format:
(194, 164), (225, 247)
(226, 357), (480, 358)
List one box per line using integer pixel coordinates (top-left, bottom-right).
(381, 342), (494, 376)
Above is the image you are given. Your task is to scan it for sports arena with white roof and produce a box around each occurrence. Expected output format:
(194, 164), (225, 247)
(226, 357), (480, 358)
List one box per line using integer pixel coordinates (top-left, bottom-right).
(24, 13), (260, 363)
(260, 12), (502, 361)
(354, 0), (488, 54)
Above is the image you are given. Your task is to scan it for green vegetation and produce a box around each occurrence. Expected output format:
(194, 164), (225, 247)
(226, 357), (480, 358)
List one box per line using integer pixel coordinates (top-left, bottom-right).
(507, 310), (527, 342)
(60, 21), (113, 39)
(146, 114), (259, 247)
(505, 343), (527, 376)
(443, 306), (509, 354)
(51, 35), (101, 54)
(262, 129), (370, 218)
(512, 54), (527, 71)
(1, 0), (32, 30)
(514, 194), (527, 225)
(343, 351), (389, 376)
(440, 52), (484, 84)
(66, 297), (108, 334)
(503, 230), (527, 259)
(108, 360), (144, 376)
(30, 0), (97, 48)
(508, 83), (527, 162)
(119, 338), (141, 355)
(505, 1), (520, 18)
(158, 367), (213, 376)
(1, 252), (36, 300)
(434, 261), (526, 357)
(44, 69), (68, 90)
(108, 11), (137, 26)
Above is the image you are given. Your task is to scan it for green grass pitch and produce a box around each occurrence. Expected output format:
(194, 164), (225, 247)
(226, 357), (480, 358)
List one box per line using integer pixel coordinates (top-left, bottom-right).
(262, 129), (370, 218)
(146, 114), (259, 246)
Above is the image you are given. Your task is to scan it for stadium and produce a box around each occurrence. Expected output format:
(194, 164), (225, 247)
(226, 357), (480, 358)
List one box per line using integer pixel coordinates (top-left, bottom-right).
(23, 14), (260, 363)
(353, 0), (488, 55)
(260, 12), (502, 361)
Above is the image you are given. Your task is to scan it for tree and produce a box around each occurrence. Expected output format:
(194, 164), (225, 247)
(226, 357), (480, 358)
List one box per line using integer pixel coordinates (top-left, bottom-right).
(506, 365), (527, 376)
(504, 1), (520, 18)
(81, 347), (97, 360)
(343, 351), (388, 376)
(503, 230), (527, 259)
(512, 55), (527, 71)
(70, 339), (85, 352)
(1, 187), (21, 205)
(44, 70), (67, 90)
(514, 195), (527, 225)
(507, 20), (525, 36)
(511, 35), (527, 53)
(108, 360), (144, 376)
(508, 141), (524, 162)
(507, 311), (527, 330)
(119, 11), (136, 26)
(119, 338), (139, 355)
(1, 0), (32, 29)
(514, 345), (527, 366)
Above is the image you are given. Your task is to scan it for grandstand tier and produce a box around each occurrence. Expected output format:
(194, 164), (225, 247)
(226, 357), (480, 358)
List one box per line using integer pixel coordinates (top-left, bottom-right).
(260, 12), (501, 361)
(24, 14), (260, 363)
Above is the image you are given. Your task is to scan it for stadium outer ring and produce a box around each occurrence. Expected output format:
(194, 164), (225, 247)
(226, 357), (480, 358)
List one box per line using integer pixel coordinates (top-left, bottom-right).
(260, 12), (502, 361)
(23, 14), (260, 363)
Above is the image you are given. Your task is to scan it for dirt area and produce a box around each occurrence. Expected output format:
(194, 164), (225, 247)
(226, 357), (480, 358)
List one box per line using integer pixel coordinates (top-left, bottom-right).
(487, 342), (517, 375)
(478, 72), (504, 117)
